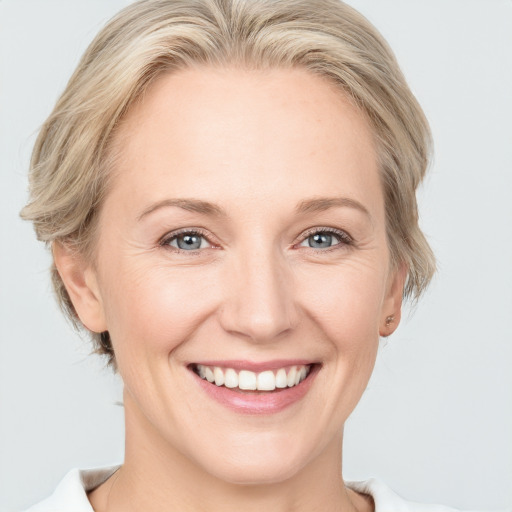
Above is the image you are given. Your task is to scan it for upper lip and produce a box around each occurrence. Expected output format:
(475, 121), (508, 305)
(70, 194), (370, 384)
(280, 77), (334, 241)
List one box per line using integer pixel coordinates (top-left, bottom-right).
(189, 359), (317, 372)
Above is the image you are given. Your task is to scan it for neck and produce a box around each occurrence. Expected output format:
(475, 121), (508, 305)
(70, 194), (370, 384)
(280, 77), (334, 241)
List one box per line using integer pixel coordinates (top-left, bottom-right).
(89, 391), (372, 512)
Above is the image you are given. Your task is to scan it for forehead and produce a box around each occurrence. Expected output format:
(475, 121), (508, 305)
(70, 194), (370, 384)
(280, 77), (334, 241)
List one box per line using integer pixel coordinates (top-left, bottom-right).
(109, 66), (382, 219)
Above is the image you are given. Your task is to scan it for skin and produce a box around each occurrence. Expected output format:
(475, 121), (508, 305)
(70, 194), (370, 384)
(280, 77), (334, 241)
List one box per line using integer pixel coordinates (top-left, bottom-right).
(55, 66), (405, 512)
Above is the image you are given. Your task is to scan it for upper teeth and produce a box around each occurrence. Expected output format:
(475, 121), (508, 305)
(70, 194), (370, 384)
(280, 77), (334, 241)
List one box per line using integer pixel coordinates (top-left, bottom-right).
(196, 364), (311, 391)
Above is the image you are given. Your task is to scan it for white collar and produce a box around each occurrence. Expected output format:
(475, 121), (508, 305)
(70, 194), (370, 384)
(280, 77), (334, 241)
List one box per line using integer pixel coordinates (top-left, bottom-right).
(26, 466), (466, 512)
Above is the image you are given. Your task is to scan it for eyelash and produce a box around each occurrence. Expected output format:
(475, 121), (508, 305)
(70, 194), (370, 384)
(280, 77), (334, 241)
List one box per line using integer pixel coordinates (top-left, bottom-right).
(159, 228), (215, 254)
(159, 227), (353, 254)
(297, 227), (353, 252)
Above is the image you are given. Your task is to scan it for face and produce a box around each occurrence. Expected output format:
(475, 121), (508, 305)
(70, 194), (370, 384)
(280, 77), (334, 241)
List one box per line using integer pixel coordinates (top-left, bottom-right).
(63, 67), (403, 484)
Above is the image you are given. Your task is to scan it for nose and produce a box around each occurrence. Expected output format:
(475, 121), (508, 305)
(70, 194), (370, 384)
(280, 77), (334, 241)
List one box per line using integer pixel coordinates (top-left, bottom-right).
(218, 245), (299, 343)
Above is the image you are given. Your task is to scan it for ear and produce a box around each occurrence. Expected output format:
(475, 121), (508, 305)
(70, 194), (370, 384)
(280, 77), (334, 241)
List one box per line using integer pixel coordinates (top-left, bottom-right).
(53, 242), (107, 333)
(379, 263), (408, 337)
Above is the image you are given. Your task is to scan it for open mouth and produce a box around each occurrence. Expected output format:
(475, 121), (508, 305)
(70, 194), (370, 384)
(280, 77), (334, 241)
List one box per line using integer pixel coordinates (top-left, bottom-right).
(189, 363), (318, 393)
(188, 362), (321, 414)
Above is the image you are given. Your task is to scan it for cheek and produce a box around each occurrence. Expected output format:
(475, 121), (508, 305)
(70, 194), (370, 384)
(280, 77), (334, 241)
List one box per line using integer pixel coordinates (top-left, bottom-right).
(99, 259), (219, 359)
(297, 261), (386, 348)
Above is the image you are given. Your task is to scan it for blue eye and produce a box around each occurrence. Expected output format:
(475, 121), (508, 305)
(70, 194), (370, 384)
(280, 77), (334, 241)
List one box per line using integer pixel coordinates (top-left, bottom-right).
(308, 232), (337, 249)
(164, 231), (210, 251)
(299, 229), (351, 249)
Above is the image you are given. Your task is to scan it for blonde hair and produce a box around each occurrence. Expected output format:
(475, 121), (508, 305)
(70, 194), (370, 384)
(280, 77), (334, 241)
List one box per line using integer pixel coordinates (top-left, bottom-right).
(21, 0), (435, 364)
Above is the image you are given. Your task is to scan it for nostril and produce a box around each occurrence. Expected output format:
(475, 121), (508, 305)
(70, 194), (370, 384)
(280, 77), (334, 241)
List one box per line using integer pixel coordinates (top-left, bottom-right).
(219, 309), (297, 343)
(217, 264), (299, 342)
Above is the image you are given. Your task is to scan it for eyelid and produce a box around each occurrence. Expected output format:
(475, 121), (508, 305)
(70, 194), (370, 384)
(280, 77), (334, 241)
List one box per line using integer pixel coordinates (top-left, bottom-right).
(158, 226), (353, 253)
(159, 227), (219, 252)
(294, 226), (353, 249)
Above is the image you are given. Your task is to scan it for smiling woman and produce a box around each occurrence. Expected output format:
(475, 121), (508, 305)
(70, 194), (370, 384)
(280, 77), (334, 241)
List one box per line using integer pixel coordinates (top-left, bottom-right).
(48, 66), (404, 500)
(12, 0), (509, 511)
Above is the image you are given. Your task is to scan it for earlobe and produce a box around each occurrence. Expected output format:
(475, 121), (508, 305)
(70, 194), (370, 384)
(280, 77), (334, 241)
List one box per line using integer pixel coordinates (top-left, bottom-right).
(52, 242), (107, 333)
(379, 263), (407, 337)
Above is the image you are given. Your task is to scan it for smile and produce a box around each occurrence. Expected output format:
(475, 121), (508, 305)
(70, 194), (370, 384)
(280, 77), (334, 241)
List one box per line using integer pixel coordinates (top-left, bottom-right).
(194, 364), (311, 391)
(189, 361), (320, 414)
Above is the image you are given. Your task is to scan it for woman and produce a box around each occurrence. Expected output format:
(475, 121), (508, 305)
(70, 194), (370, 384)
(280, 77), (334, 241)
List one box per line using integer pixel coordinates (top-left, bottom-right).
(16, 0), (506, 511)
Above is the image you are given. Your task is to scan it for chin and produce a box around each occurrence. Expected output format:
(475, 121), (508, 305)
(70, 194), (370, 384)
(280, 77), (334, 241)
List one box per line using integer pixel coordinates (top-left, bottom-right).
(187, 429), (319, 486)
(204, 456), (305, 486)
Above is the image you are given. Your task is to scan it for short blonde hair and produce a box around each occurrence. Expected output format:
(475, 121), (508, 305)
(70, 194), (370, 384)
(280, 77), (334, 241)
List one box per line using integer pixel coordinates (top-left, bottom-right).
(21, 0), (435, 365)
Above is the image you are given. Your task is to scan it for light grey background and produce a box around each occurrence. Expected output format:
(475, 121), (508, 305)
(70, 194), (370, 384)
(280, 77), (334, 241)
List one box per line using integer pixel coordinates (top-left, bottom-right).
(1, 1), (511, 510)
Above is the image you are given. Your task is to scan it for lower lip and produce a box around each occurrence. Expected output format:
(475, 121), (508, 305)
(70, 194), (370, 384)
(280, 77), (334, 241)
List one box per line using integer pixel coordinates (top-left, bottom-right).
(191, 366), (319, 415)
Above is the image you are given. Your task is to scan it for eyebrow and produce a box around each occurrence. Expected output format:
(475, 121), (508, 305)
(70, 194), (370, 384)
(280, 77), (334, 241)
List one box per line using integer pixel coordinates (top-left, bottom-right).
(138, 198), (227, 220)
(295, 197), (372, 220)
(138, 196), (371, 221)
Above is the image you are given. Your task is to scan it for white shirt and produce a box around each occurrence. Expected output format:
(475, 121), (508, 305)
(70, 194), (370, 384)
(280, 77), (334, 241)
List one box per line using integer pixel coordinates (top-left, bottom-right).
(24, 466), (490, 512)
